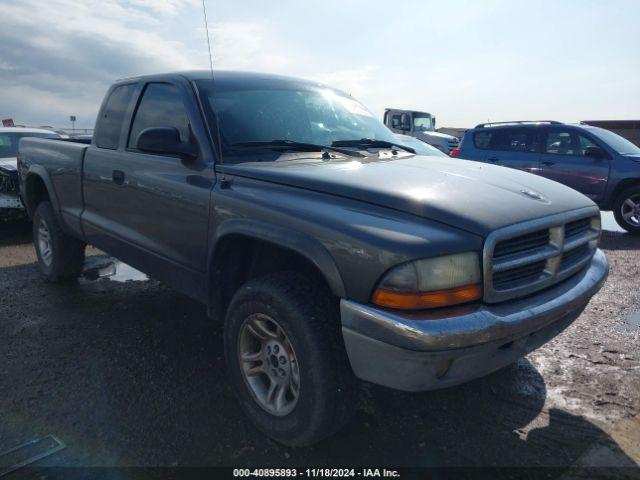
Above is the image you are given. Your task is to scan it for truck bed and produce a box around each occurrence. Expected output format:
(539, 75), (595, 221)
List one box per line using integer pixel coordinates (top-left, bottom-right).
(19, 137), (90, 237)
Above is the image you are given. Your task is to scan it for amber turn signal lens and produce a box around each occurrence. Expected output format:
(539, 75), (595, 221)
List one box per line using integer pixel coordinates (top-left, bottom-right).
(372, 284), (482, 310)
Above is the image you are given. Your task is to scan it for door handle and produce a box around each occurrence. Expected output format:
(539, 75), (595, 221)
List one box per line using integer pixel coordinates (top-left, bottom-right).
(488, 157), (499, 162)
(112, 170), (125, 184)
(542, 160), (555, 166)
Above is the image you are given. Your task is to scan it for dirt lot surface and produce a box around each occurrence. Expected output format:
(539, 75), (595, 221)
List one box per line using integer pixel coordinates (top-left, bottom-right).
(0, 217), (638, 477)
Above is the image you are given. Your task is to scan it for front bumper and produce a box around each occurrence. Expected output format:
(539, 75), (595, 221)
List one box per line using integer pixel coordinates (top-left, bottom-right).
(341, 249), (608, 391)
(0, 193), (23, 210)
(0, 166), (23, 213)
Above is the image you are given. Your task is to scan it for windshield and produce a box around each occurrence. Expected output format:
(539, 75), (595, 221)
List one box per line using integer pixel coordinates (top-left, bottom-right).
(0, 132), (59, 158)
(589, 127), (640, 156)
(196, 81), (402, 160)
(413, 113), (433, 132)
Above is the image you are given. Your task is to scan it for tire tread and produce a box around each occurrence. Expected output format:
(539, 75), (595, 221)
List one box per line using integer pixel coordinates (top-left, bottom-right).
(33, 201), (85, 282)
(224, 272), (357, 446)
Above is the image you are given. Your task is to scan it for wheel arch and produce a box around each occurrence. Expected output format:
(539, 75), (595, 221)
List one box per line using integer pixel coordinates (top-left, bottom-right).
(23, 167), (61, 220)
(206, 219), (346, 320)
(607, 178), (640, 210)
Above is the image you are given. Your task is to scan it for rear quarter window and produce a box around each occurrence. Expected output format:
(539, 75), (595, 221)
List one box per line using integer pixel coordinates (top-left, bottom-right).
(473, 131), (492, 149)
(95, 84), (136, 150)
(474, 128), (537, 152)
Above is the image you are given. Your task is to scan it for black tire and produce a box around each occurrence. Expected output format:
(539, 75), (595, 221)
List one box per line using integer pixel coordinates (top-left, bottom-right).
(223, 272), (357, 446)
(33, 201), (86, 282)
(613, 186), (640, 235)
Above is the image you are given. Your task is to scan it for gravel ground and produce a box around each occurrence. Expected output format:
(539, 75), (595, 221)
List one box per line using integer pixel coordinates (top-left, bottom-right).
(0, 216), (638, 477)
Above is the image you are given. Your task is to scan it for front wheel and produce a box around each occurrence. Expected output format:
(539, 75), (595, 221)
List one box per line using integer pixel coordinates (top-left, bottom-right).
(223, 272), (356, 446)
(613, 186), (640, 235)
(33, 201), (86, 281)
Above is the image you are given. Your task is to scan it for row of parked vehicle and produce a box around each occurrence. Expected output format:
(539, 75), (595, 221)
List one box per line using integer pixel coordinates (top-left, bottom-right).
(379, 111), (640, 234)
(454, 120), (640, 234)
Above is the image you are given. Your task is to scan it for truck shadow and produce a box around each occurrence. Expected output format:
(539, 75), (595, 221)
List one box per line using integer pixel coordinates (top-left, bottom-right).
(0, 261), (636, 474)
(275, 361), (638, 472)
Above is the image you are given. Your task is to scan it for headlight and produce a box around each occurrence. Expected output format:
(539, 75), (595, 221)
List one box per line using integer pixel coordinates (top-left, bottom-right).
(372, 252), (482, 310)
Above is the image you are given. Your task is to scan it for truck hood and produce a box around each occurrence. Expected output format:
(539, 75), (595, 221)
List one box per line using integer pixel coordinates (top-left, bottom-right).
(220, 156), (596, 236)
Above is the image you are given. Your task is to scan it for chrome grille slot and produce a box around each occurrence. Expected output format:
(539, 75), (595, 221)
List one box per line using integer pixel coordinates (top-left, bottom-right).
(493, 259), (546, 290)
(493, 230), (550, 258)
(483, 208), (600, 303)
(560, 243), (590, 270)
(565, 218), (591, 239)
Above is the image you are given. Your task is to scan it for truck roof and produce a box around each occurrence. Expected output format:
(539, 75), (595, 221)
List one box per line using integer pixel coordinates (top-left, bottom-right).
(384, 108), (432, 115)
(115, 70), (333, 91)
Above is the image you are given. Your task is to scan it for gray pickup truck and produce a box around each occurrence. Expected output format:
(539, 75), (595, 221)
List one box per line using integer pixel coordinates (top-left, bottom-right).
(19, 71), (608, 446)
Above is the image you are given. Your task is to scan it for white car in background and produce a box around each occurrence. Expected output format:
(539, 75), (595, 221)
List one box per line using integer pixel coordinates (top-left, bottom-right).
(1, 127), (60, 220)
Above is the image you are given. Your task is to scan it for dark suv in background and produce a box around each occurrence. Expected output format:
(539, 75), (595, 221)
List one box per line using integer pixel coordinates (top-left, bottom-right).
(453, 121), (640, 234)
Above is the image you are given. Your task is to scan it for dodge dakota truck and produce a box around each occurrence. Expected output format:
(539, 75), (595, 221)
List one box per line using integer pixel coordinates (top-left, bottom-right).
(19, 71), (608, 446)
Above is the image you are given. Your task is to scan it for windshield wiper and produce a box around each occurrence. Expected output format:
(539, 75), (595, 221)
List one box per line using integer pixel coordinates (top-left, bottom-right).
(231, 140), (364, 158)
(331, 138), (415, 154)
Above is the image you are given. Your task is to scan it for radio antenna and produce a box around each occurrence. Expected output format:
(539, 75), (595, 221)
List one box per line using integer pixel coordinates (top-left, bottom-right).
(200, 0), (224, 164)
(201, 0), (214, 80)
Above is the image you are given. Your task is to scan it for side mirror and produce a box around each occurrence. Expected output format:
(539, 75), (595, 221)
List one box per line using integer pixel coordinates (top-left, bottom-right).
(584, 146), (605, 159)
(136, 127), (197, 159)
(432, 117), (437, 129)
(399, 113), (411, 132)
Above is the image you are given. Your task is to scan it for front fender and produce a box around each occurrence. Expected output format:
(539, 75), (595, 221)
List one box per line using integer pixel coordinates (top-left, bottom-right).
(208, 218), (346, 298)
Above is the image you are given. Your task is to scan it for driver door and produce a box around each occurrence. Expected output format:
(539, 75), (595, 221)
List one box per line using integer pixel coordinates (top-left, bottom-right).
(83, 81), (215, 291)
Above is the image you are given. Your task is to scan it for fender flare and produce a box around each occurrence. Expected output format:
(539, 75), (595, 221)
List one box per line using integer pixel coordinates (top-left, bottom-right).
(207, 218), (346, 299)
(23, 166), (63, 222)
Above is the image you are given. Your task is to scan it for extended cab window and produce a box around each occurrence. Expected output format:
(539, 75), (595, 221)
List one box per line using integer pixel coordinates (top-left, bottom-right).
(128, 83), (190, 149)
(95, 84), (135, 149)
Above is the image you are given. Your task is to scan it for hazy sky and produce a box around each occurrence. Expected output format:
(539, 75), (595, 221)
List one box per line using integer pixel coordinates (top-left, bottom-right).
(1, 0), (638, 129)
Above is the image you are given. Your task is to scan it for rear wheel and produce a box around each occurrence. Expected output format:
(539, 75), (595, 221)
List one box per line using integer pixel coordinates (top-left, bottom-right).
(613, 186), (640, 235)
(223, 272), (357, 446)
(33, 201), (86, 281)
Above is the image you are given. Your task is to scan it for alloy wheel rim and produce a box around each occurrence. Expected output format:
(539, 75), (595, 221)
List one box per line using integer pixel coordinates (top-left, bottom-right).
(37, 219), (53, 266)
(621, 194), (640, 227)
(238, 313), (300, 416)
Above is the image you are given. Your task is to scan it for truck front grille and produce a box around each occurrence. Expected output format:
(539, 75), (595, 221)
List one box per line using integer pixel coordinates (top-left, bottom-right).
(483, 209), (601, 303)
